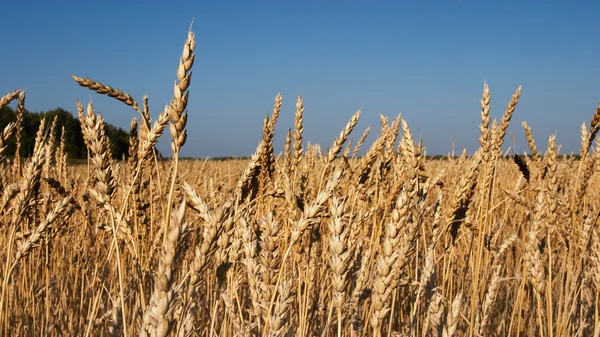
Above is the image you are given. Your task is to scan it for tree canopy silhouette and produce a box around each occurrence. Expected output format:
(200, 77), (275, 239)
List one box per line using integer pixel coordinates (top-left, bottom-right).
(0, 105), (130, 160)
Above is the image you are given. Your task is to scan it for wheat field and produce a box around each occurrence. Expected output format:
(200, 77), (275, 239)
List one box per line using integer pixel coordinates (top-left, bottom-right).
(1, 27), (599, 337)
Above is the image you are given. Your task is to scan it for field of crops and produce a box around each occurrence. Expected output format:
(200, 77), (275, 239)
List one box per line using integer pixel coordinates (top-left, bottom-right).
(1, 27), (599, 337)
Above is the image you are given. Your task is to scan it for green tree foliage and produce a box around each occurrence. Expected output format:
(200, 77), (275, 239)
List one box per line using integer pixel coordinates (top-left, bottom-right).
(0, 105), (131, 160)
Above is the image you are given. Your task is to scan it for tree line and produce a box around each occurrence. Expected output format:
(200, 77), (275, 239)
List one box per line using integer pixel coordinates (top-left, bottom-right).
(0, 105), (130, 160)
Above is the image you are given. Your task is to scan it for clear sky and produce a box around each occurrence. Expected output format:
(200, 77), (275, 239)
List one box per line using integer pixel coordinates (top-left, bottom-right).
(1, 1), (598, 158)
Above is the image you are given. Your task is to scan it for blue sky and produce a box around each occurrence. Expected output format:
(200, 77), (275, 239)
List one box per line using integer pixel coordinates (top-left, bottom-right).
(1, 1), (598, 158)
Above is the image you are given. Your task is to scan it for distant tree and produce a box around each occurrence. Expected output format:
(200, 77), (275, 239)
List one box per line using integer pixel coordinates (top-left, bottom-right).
(0, 105), (131, 160)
